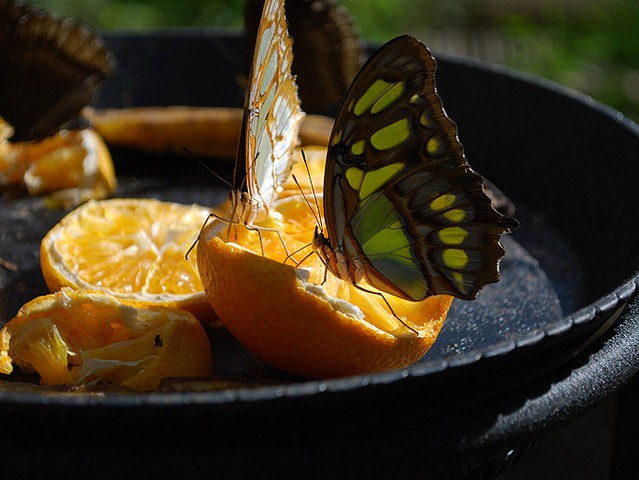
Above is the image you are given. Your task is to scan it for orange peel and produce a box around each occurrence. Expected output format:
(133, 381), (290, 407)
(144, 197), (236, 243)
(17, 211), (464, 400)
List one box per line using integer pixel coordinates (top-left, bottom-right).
(196, 194), (452, 379)
(0, 288), (213, 391)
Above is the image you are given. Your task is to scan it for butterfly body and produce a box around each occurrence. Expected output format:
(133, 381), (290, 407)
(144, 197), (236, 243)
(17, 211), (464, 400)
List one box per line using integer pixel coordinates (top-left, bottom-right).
(315, 35), (517, 302)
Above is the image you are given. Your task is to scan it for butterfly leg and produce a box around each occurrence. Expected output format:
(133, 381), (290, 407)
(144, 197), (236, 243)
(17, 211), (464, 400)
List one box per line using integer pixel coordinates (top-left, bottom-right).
(284, 242), (315, 266)
(243, 223), (291, 258)
(351, 283), (418, 335)
(185, 213), (216, 260)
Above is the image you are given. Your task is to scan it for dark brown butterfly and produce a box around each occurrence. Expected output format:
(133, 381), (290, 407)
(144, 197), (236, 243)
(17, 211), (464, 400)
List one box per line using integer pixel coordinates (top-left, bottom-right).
(0, 0), (114, 142)
(245, 0), (365, 112)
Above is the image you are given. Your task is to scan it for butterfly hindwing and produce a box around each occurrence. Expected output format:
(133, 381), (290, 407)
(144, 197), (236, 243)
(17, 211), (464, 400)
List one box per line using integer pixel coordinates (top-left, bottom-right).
(0, 0), (114, 142)
(323, 35), (517, 301)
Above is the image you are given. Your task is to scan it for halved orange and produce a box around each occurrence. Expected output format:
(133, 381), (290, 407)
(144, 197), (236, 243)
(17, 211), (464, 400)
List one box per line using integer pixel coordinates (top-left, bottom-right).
(0, 125), (117, 208)
(197, 192), (453, 379)
(40, 197), (216, 324)
(0, 288), (213, 391)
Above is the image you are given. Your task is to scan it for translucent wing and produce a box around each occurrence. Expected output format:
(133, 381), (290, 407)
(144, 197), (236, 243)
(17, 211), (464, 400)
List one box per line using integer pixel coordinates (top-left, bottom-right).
(0, 0), (114, 142)
(322, 35), (518, 301)
(234, 0), (303, 225)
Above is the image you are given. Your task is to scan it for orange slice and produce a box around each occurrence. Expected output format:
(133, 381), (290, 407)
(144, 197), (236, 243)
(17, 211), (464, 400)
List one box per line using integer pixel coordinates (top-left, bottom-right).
(40, 197), (216, 324)
(81, 106), (333, 159)
(197, 192), (453, 379)
(0, 125), (117, 208)
(0, 288), (213, 391)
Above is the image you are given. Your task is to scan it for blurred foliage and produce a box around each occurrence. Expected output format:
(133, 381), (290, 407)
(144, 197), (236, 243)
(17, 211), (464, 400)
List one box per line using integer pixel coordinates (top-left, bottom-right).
(33, 0), (639, 120)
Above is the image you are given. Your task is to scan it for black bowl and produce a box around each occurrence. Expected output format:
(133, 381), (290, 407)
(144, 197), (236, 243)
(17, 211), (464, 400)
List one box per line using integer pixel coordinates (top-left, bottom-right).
(1, 30), (638, 479)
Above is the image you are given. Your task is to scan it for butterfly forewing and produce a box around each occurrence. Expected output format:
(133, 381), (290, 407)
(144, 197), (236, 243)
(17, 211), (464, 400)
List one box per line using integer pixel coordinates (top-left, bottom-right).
(235, 0), (303, 225)
(323, 35), (517, 301)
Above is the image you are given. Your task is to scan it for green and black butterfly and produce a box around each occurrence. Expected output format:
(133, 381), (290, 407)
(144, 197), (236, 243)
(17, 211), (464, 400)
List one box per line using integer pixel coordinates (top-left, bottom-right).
(313, 35), (518, 302)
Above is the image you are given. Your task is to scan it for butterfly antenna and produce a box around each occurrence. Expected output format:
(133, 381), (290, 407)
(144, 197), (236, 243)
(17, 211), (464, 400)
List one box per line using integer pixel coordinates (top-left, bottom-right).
(182, 147), (236, 192)
(300, 149), (324, 231)
(291, 173), (323, 231)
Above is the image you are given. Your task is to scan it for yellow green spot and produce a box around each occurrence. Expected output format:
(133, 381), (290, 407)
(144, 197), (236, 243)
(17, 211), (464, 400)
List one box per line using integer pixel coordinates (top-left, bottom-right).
(443, 249), (469, 269)
(370, 119), (410, 151)
(438, 227), (468, 245)
(330, 129), (343, 146)
(359, 163), (405, 199)
(430, 194), (456, 211)
(354, 79), (395, 116)
(345, 167), (364, 191)
(426, 137), (440, 155)
(452, 272), (466, 289)
(371, 81), (404, 114)
(351, 140), (365, 155)
(420, 112), (431, 127)
(444, 209), (466, 222)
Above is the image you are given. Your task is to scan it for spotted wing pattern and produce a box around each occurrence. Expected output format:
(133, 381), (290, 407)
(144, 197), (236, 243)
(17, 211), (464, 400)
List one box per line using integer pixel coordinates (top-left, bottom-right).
(317, 35), (518, 301)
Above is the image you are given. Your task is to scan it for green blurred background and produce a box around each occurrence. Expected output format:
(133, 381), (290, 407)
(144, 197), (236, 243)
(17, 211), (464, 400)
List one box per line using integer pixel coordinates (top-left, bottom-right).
(34, 0), (639, 121)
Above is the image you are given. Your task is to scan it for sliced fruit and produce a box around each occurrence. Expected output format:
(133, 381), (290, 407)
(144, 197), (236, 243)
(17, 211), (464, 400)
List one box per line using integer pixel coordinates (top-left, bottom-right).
(197, 193), (453, 379)
(81, 106), (333, 159)
(0, 125), (116, 208)
(40, 197), (216, 324)
(0, 288), (213, 391)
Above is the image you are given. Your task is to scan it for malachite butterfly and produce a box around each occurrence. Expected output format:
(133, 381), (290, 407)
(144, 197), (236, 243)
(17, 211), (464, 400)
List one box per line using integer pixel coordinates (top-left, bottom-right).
(313, 35), (518, 302)
(0, 0), (114, 142)
(229, 0), (303, 227)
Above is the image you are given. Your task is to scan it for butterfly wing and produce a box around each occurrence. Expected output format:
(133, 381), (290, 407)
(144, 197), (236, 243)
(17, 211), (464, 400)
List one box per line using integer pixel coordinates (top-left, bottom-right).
(245, 0), (365, 112)
(235, 0), (303, 225)
(0, 0), (114, 142)
(324, 35), (518, 301)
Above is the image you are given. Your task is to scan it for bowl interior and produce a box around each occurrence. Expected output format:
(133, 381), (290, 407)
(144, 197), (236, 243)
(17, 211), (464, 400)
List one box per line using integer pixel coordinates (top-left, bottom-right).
(1, 30), (638, 403)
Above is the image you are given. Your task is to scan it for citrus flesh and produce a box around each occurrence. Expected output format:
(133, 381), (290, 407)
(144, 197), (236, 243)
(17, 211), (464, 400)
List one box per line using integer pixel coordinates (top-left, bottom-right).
(0, 288), (213, 391)
(0, 125), (117, 208)
(197, 190), (453, 379)
(40, 197), (216, 324)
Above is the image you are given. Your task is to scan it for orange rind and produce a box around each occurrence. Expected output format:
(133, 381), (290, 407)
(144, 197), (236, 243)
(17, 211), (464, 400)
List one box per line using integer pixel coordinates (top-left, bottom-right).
(197, 193), (452, 379)
(0, 288), (213, 391)
(0, 125), (116, 208)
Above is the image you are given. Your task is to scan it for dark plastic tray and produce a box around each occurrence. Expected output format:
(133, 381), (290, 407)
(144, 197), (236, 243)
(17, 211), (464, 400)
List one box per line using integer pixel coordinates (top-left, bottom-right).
(1, 30), (638, 479)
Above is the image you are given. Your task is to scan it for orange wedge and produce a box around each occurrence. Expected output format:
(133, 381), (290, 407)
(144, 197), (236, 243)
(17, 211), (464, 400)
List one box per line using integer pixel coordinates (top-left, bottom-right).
(40, 197), (216, 324)
(81, 106), (333, 159)
(0, 288), (213, 391)
(0, 125), (116, 208)
(197, 191), (453, 379)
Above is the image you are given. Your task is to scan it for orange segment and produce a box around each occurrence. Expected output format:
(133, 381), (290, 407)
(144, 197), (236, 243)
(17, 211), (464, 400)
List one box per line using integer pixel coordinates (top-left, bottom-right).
(0, 125), (116, 208)
(40, 198), (216, 324)
(197, 193), (453, 379)
(0, 288), (213, 391)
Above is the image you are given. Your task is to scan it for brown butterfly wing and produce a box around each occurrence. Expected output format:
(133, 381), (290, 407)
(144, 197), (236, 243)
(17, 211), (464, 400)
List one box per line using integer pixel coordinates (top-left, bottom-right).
(0, 0), (114, 142)
(245, 0), (365, 111)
